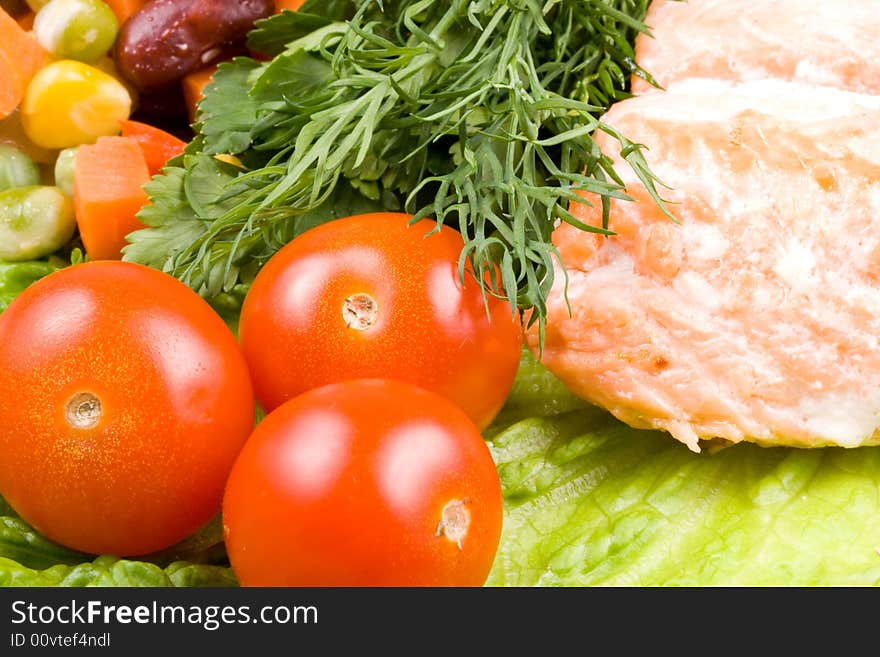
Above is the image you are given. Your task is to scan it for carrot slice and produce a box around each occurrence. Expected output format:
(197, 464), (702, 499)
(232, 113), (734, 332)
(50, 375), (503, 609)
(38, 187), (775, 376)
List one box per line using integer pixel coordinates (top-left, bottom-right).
(74, 136), (150, 261)
(103, 0), (144, 24)
(275, 0), (305, 10)
(0, 9), (46, 119)
(181, 64), (217, 123)
(120, 119), (186, 175)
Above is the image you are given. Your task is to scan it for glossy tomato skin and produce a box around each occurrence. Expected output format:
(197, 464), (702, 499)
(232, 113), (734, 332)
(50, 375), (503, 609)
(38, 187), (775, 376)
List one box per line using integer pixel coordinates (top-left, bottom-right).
(0, 261), (254, 556)
(222, 379), (503, 587)
(238, 212), (523, 430)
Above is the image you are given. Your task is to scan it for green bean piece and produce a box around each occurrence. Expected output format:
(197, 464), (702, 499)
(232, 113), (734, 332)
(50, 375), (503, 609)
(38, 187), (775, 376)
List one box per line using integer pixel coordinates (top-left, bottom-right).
(0, 186), (76, 261)
(53, 147), (78, 197)
(0, 145), (41, 192)
(33, 0), (119, 64)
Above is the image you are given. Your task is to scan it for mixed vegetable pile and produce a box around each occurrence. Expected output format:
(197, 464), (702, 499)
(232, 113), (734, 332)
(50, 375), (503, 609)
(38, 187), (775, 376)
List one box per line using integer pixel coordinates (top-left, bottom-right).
(4, 0), (880, 588)
(0, 0), (188, 266)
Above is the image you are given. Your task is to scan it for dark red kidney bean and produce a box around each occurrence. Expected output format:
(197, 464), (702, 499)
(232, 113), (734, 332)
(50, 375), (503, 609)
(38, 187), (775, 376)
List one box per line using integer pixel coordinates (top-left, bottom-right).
(0, 0), (29, 18)
(115, 0), (275, 91)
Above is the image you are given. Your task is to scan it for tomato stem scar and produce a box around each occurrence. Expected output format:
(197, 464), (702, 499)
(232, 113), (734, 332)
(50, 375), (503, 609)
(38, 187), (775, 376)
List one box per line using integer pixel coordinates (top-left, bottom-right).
(65, 392), (102, 429)
(436, 498), (470, 550)
(342, 293), (378, 330)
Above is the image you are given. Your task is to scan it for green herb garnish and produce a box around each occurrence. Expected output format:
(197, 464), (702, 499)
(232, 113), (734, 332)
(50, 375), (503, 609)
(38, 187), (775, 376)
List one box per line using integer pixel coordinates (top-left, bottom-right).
(125, 0), (669, 336)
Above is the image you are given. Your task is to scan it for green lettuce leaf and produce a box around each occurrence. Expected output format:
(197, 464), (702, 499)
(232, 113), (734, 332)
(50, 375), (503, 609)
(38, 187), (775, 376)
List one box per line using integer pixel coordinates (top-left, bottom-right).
(0, 260), (59, 311)
(0, 498), (236, 586)
(0, 556), (235, 587)
(486, 351), (591, 437)
(487, 354), (880, 586)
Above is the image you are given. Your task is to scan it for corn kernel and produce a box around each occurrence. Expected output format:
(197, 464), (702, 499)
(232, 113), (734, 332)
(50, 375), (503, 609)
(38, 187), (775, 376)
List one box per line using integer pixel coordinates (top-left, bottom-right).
(21, 59), (132, 149)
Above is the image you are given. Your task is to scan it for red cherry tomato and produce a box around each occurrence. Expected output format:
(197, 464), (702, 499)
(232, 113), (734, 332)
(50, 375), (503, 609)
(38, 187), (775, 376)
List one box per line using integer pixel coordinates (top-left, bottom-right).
(0, 261), (254, 556)
(238, 212), (523, 429)
(222, 379), (504, 586)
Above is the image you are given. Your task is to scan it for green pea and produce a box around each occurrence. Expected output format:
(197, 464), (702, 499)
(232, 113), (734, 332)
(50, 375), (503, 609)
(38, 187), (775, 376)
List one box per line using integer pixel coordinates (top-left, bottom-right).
(54, 147), (78, 197)
(0, 145), (41, 192)
(33, 0), (119, 64)
(0, 186), (76, 262)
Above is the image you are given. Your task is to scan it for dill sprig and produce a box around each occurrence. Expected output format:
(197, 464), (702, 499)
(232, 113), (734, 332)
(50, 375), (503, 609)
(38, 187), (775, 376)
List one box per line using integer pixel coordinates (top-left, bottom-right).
(125, 0), (668, 336)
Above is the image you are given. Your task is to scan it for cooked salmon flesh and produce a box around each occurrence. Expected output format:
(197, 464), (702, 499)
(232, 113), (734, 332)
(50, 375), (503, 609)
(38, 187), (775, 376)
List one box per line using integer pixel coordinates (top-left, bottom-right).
(532, 79), (880, 451)
(634, 0), (880, 95)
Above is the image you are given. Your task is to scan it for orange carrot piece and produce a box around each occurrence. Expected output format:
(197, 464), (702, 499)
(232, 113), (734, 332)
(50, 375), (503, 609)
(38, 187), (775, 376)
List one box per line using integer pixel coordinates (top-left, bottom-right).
(0, 49), (20, 119)
(0, 9), (46, 119)
(74, 136), (151, 261)
(181, 64), (217, 123)
(275, 0), (305, 10)
(103, 0), (144, 24)
(120, 119), (186, 175)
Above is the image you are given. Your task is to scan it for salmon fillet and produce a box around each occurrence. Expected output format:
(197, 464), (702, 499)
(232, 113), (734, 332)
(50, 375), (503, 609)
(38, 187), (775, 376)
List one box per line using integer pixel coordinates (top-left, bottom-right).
(633, 0), (880, 94)
(531, 79), (880, 451)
